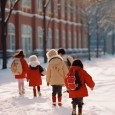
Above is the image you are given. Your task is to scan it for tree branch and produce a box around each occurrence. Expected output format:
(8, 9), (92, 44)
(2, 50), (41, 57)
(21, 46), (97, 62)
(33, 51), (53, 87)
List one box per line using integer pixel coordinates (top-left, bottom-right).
(5, 0), (20, 23)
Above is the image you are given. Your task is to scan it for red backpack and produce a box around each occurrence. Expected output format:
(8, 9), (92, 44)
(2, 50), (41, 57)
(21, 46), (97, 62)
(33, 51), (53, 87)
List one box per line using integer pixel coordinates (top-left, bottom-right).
(64, 70), (82, 91)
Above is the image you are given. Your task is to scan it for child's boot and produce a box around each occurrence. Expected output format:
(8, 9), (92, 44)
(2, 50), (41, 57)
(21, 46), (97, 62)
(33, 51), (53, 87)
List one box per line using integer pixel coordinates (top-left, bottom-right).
(33, 88), (37, 97)
(58, 96), (62, 106)
(52, 96), (56, 106)
(37, 86), (41, 96)
(71, 103), (76, 115)
(78, 107), (82, 115)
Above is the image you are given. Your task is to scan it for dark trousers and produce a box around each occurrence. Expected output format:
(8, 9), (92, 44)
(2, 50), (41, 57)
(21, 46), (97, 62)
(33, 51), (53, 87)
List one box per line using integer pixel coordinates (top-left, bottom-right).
(52, 85), (62, 97)
(72, 97), (83, 108)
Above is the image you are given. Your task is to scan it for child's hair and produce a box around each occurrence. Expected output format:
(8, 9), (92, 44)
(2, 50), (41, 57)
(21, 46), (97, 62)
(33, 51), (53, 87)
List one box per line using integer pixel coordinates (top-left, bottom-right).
(57, 48), (66, 55)
(72, 59), (83, 68)
(14, 50), (25, 58)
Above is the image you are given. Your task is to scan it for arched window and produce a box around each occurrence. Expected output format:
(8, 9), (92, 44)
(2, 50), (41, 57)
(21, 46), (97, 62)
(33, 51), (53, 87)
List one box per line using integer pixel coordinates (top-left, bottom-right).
(8, 23), (15, 50)
(21, 25), (32, 55)
(38, 27), (43, 49)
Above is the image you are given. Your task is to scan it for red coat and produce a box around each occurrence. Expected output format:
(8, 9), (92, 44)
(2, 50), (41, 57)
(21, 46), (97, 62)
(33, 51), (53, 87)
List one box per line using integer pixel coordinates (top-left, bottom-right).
(27, 67), (42, 87)
(67, 66), (95, 98)
(15, 58), (28, 79)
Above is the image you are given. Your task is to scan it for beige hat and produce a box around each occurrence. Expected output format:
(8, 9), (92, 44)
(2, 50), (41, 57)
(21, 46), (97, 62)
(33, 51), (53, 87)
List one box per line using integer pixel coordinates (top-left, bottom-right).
(46, 49), (58, 59)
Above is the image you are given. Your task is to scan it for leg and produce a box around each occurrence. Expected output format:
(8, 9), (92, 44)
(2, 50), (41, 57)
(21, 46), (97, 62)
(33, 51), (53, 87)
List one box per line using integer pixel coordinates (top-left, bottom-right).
(77, 98), (83, 115)
(57, 85), (62, 106)
(18, 79), (22, 95)
(78, 107), (82, 115)
(52, 85), (57, 106)
(33, 86), (37, 97)
(37, 86), (41, 96)
(71, 98), (77, 115)
(21, 79), (25, 94)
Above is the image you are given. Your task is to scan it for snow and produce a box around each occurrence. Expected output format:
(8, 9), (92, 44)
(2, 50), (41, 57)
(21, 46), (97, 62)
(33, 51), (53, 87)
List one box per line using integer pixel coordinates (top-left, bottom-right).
(0, 55), (115, 115)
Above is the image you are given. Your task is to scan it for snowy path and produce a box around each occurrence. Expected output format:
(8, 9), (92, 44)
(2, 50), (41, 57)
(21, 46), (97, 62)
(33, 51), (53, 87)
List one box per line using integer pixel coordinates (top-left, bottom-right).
(0, 55), (115, 115)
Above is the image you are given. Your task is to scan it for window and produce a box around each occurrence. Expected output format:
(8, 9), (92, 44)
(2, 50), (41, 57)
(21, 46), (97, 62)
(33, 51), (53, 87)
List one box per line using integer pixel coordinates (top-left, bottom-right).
(47, 28), (52, 49)
(62, 0), (65, 17)
(68, 31), (71, 48)
(21, 0), (31, 8)
(47, 0), (51, 12)
(74, 32), (77, 48)
(62, 30), (66, 48)
(38, 27), (43, 49)
(21, 25), (32, 55)
(8, 23), (15, 50)
(67, 0), (71, 19)
(55, 29), (59, 48)
(38, 0), (42, 10)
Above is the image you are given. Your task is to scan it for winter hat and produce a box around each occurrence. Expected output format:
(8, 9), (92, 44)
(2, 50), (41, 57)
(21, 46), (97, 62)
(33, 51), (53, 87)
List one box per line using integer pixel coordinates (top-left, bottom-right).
(29, 55), (40, 67)
(72, 59), (84, 68)
(58, 48), (66, 55)
(14, 50), (25, 58)
(46, 49), (58, 59)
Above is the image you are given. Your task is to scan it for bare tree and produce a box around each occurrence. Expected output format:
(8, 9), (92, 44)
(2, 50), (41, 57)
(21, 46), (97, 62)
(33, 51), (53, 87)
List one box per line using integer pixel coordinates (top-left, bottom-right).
(0, 0), (20, 69)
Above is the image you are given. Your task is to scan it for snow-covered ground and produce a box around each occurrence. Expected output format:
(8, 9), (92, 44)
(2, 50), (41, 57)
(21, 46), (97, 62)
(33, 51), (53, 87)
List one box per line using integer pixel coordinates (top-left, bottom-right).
(0, 55), (115, 115)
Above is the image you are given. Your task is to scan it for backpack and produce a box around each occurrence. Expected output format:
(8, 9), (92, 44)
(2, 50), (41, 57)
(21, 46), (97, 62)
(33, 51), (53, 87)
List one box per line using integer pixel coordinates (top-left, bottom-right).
(65, 56), (72, 69)
(67, 58), (71, 67)
(11, 58), (23, 75)
(64, 70), (82, 91)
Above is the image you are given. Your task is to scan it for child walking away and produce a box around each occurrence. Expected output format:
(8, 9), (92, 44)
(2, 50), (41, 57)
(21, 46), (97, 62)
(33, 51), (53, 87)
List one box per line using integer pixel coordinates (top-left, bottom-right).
(64, 59), (95, 115)
(46, 49), (68, 107)
(11, 50), (28, 95)
(27, 55), (46, 97)
(58, 48), (74, 69)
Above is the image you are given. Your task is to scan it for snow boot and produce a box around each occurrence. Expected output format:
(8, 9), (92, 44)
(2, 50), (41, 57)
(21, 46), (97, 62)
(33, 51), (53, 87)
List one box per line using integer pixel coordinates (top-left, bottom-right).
(52, 96), (56, 106)
(78, 107), (82, 115)
(71, 103), (76, 115)
(37, 86), (41, 96)
(33, 88), (37, 97)
(58, 96), (62, 106)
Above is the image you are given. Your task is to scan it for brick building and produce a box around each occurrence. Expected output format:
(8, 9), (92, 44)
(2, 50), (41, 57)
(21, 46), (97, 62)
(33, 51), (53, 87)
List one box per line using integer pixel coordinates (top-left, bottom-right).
(0, 0), (88, 56)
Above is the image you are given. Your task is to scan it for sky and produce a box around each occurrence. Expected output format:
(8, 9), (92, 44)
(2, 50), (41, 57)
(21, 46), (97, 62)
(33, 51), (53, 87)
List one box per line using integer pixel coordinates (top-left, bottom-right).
(0, 54), (115, 115)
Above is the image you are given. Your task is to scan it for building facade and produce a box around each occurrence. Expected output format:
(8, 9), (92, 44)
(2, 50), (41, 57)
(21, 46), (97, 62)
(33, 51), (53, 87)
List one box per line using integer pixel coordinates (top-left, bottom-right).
(0, 0), (88, 56)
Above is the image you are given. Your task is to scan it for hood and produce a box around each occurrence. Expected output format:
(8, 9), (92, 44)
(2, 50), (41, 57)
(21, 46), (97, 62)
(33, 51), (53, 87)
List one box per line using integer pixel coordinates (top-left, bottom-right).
(48, 55), (63, 66)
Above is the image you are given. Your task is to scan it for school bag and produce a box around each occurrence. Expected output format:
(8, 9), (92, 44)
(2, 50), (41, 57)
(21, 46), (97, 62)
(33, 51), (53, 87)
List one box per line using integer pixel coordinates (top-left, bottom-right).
(11, 58), (23, 75)
(64, 70), (82, 91)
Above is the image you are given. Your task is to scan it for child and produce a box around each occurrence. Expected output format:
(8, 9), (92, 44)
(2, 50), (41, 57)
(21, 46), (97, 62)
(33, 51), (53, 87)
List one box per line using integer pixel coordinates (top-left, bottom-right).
(27, 55), (45, 97)
(66, 59), (95, 115)
(46, 49), (68, 106)
(11, 50), (28, 95)
(58, 48), (74, 69)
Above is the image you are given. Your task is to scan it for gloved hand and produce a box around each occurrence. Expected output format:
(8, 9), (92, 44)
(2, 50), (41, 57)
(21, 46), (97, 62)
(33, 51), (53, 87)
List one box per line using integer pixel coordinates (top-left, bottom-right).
(47, 82), (49, 86)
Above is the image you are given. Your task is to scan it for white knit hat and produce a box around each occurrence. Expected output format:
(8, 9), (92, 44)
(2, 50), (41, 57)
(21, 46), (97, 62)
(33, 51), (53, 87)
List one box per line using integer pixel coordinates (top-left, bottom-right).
(29, 55), (40, 67)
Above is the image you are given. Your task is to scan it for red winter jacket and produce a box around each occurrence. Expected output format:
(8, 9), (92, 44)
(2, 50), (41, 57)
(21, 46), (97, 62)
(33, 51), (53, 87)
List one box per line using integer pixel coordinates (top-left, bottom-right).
(15, 58), (28, 79)
(66, 66), (95, 98)
(27, 66), (42, 87)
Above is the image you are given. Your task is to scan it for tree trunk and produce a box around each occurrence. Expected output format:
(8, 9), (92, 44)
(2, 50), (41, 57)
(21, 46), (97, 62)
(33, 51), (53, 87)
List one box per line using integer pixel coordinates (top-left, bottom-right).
(1, 0), (7, 69)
